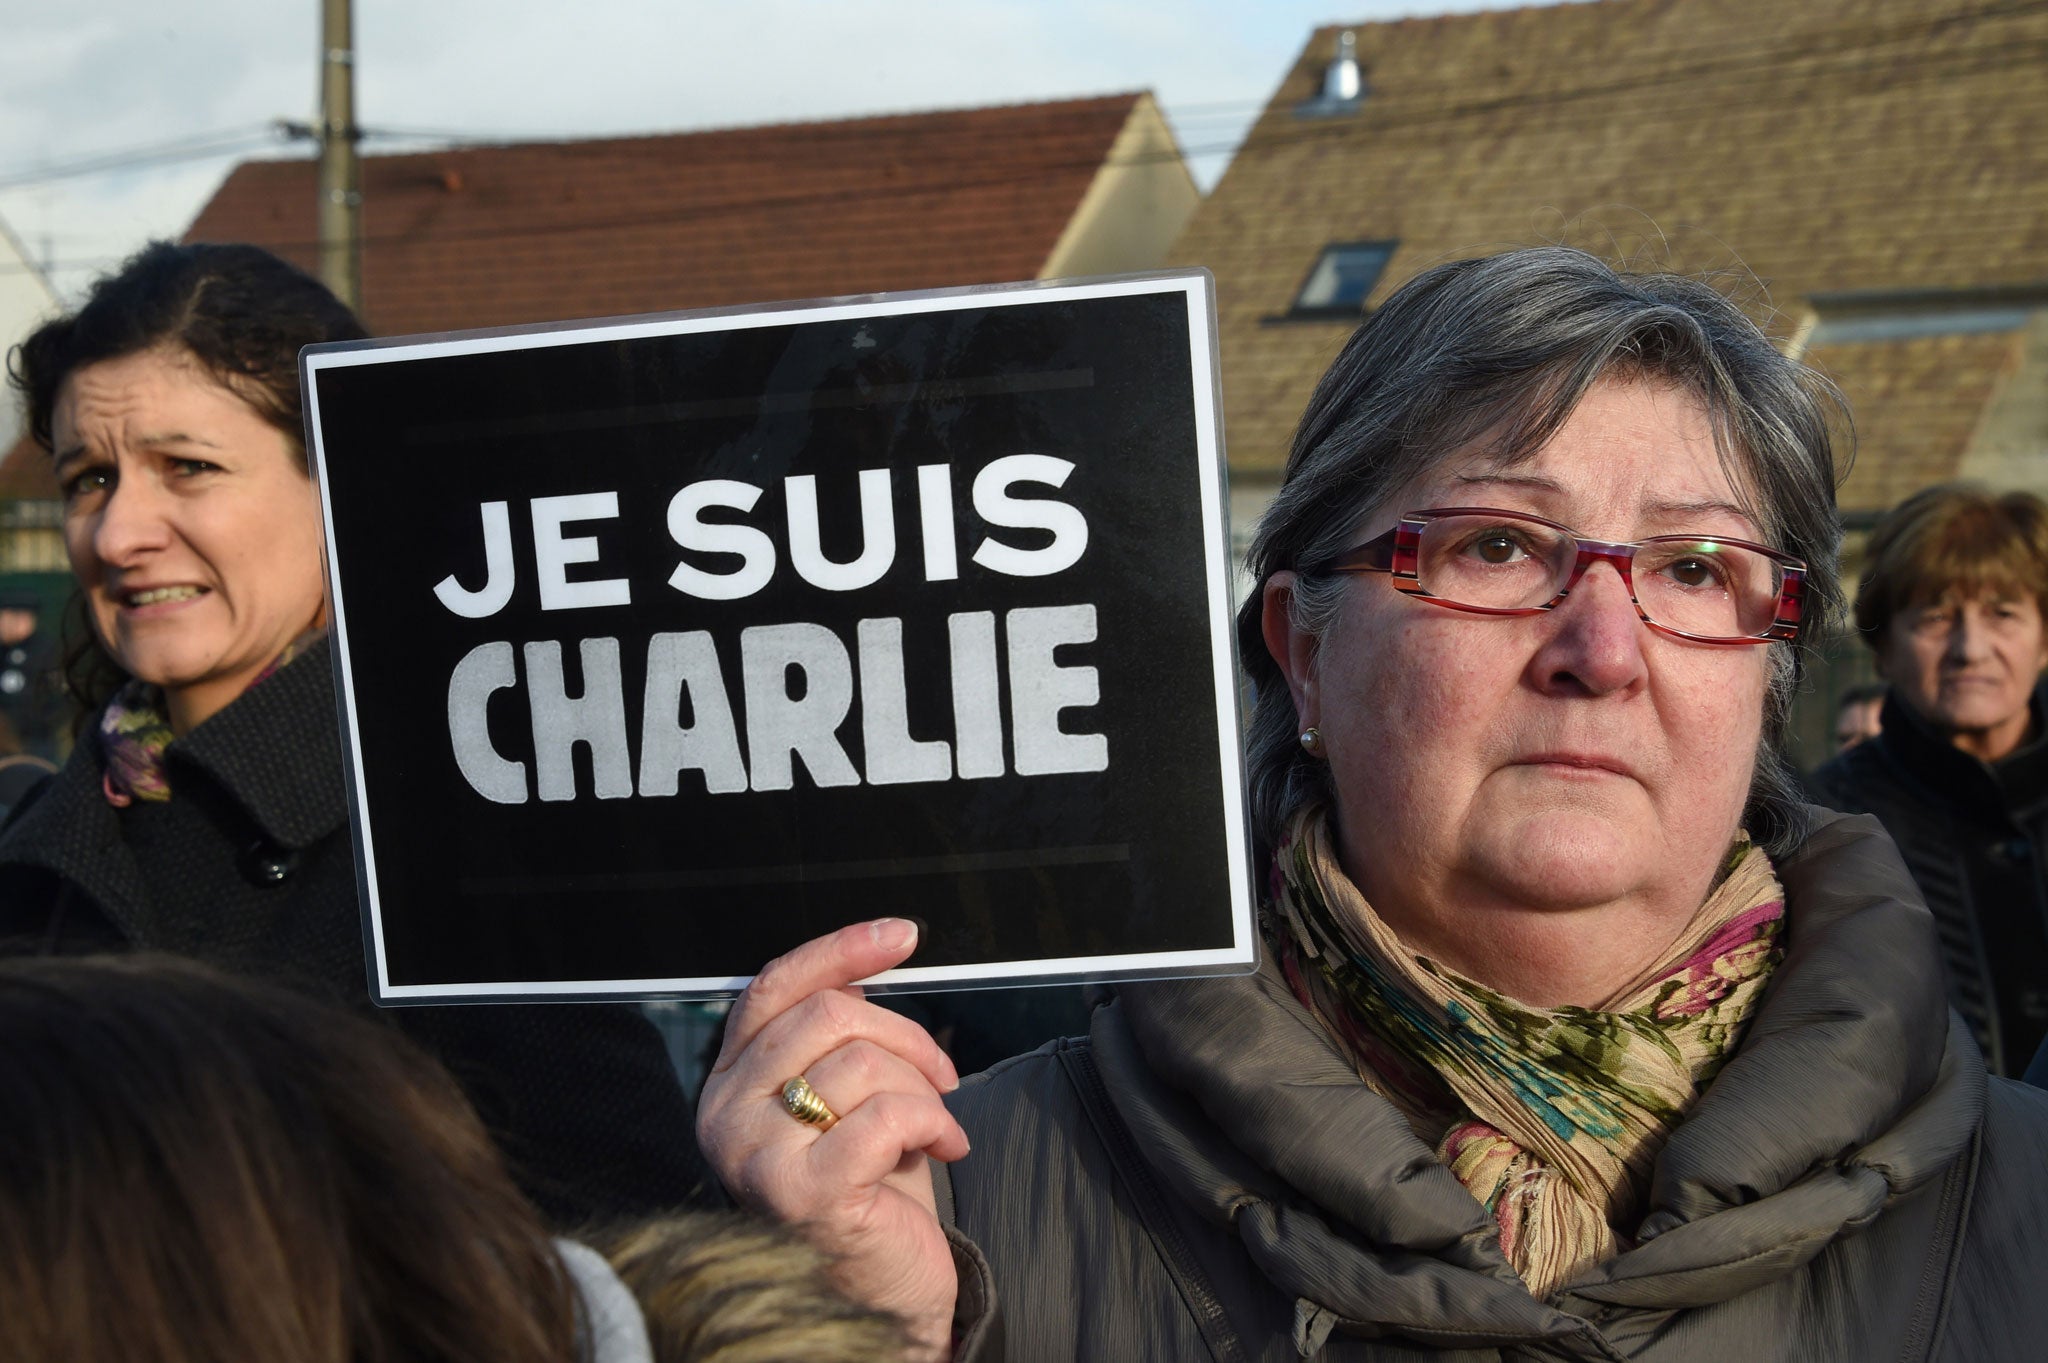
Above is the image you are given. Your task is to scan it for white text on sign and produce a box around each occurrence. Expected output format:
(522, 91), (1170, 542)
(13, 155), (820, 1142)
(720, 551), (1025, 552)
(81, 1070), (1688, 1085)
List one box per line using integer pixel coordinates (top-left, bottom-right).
(430, 456), (1108, 802)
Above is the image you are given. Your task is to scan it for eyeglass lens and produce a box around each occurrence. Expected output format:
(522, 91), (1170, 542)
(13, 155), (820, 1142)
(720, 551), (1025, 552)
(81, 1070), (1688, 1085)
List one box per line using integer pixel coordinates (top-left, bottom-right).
(1414, 513), (1786, 639)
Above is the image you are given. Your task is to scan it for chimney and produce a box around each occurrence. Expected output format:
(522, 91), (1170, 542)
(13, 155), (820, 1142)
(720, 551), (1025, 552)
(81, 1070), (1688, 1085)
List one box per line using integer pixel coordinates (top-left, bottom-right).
(1296, 29), (1366, 118)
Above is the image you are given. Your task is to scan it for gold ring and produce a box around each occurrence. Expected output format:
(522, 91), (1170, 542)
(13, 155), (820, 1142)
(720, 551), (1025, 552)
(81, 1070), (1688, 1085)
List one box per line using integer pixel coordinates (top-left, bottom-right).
(782, 1074), (838, 1131)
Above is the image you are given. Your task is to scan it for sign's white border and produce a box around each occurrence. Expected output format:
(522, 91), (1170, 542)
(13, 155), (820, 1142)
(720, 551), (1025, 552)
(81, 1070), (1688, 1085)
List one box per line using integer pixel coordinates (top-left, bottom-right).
(302, 270), (1254, 1002)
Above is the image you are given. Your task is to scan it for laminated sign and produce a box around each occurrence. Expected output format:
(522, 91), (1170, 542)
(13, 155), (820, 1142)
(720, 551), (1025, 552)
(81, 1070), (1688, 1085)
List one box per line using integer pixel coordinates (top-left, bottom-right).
(304, 272), (1254, 1001)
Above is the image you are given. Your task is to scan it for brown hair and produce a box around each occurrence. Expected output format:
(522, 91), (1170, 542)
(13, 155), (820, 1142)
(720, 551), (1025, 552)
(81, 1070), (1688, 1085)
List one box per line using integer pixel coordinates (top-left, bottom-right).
(0, 955), (576, 1363)
(593, 1212), (910, 1363)
(10, 240), (364, 458)
(1853, 483), (2048, 644)
(5, 241), (368, 727)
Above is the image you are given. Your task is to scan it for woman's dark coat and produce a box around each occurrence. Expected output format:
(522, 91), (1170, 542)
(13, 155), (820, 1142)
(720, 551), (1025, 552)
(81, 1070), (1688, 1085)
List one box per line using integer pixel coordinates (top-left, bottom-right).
(1808, 685), (2048, 1076)
(0, 641), (709, 1226)
(938, 811), (2048, 1361)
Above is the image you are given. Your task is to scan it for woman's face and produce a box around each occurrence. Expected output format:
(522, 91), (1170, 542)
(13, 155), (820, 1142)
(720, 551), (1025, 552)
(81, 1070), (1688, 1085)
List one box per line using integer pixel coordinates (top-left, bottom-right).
(53, 348), (326, 734)
(1267, 378), (1775, 1006)
(1876, 591), (2047, 762)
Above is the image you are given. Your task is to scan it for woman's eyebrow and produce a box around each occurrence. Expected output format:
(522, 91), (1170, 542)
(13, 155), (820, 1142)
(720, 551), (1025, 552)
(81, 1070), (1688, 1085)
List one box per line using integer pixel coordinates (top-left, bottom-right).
(1644, 497), (1755, 526)
(1451, 473), (1565, 497)
(133, 430), (222, 449)
(54, 430), (220, 460)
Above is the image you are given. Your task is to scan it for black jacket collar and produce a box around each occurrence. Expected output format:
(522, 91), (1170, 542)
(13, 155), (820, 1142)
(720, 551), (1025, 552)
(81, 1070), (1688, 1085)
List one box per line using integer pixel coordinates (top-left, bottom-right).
(161, 637), (349, 849)
(0, 641), (348, 905)
(1874, 679), (2048, 821)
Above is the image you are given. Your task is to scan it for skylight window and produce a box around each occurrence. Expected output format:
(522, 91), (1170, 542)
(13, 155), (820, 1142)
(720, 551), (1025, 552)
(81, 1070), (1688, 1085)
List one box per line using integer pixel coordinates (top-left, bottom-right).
(1291, 241), (1396, 317)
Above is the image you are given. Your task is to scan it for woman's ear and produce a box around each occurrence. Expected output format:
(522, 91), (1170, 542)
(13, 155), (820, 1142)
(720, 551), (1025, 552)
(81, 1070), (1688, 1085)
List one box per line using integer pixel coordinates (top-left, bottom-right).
(1261, 571), (1318, 729)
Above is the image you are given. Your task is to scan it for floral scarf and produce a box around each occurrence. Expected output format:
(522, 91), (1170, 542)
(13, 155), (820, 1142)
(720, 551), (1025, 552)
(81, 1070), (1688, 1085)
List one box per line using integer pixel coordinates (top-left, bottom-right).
(1271, 806), (1784, 1298)
(100, 629), (325, 807)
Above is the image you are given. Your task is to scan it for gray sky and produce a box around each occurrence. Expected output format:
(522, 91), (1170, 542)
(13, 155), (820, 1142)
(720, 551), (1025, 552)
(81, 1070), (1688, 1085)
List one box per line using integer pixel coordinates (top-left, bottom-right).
(0, 0), (1570, 301)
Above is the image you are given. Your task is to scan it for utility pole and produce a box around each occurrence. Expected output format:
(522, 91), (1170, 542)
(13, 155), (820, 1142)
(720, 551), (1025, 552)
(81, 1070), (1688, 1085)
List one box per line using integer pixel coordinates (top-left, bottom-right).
(317, 0), (361, 312)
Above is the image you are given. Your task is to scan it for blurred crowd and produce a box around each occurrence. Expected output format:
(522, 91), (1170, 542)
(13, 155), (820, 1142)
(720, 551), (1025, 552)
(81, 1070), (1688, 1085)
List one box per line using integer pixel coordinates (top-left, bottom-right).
(1, 241), (2043, 1362)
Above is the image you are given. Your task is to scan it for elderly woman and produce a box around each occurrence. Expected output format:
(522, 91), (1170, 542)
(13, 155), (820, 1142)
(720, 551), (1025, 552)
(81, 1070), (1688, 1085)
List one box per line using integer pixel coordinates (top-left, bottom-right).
(698, 248), (2048, 1361)
(1809, 485), (2048, 1077)
(0, 242), (707, 1225)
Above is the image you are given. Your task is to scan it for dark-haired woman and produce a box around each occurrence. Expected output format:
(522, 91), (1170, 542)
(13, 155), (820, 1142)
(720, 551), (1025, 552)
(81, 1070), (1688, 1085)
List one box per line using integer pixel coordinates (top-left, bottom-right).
(0, 241), (708, 1225)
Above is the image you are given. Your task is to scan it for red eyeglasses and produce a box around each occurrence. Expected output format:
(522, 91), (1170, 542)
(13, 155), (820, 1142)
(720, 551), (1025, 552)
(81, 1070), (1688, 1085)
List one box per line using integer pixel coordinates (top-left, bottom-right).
(1321, 507), (1805, 645)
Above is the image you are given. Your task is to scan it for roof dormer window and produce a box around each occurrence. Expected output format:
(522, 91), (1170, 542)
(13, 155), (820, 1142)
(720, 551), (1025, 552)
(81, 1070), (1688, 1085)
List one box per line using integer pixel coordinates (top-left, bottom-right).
(1289, 240), (1396, 318)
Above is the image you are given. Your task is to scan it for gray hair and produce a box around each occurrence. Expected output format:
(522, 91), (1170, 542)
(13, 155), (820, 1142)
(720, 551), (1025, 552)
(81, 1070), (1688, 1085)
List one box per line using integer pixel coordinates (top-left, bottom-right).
(1236, 247), (1847, 858)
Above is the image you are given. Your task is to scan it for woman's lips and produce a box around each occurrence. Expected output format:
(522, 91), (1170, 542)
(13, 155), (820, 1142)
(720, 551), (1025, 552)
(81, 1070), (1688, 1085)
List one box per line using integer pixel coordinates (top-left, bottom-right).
(1513, 752), (1636, 779)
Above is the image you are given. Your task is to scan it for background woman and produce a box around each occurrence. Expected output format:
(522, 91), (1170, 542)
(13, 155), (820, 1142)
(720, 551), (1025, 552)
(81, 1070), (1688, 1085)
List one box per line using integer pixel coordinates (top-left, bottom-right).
(0, 953), (907, 1363)
(0, 241), (706, 1225)
(1809, 484), (2048, 1077)
(697, 248), (2048, 1360)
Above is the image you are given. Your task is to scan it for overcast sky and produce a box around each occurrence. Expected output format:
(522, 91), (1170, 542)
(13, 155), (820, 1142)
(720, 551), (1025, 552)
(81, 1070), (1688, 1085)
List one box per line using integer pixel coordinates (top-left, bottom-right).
(0, 0), (1573, 301)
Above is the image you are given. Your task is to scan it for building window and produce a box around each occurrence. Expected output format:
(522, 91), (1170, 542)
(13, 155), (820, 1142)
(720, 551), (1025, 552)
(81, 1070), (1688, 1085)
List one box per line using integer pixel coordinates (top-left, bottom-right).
(0, 499), (67, 574)
(1289, 241), (1396, 318)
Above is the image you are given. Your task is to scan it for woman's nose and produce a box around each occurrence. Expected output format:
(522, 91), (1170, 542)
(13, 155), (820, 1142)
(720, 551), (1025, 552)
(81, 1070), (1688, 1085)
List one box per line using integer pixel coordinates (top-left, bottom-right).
(92, 477), (172, 565)
(1944, 610), (1988, 662)
(1530, 560), (1649, 696)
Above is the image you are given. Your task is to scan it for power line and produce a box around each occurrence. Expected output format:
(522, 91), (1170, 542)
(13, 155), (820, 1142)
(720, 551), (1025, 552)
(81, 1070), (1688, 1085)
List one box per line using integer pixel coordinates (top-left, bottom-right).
(0, 125), (289, 193)
(319, 0), (2048, 156)
(1210, 0), (2048, 154)
(3, 0), (2040, 192)
(2, 30), (2040, 283)
(0, 0), (2043, 277)
(174, 28), (2048, 261)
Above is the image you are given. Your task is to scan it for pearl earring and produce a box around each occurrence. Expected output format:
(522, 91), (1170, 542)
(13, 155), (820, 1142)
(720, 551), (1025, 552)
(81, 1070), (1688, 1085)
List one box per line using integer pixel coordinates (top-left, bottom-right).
(1299, 727), (1324, 757)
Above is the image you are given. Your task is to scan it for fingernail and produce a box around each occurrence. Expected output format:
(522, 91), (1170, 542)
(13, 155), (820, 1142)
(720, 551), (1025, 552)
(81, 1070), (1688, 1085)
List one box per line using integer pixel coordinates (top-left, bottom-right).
(871, 918), (916, 951)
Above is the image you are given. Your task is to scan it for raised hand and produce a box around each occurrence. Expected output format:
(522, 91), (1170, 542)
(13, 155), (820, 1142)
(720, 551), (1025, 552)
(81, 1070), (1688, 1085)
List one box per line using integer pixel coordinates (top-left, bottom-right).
(697, 919), (968, 1359)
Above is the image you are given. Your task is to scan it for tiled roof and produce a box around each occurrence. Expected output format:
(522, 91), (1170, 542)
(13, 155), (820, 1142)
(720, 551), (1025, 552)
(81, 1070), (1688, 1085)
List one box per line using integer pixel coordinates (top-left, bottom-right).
(1, 94), (1149, 499)
(1812, 329), (2024, 513)
(1170, 0), (2048, 477)
(187, 93), (1146, 334)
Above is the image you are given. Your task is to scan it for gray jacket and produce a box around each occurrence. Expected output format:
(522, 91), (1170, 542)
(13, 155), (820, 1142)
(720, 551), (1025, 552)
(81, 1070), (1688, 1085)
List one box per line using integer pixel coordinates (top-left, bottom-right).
(940, 811), (2048, 1361)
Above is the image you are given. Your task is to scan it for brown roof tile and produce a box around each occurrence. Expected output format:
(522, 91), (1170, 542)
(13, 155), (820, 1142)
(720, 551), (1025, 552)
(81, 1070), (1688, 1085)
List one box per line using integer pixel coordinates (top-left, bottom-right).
(186, 93), (1145, 335)
(1171, 0), (2048, 477)
(1810, 329), (2025, 513)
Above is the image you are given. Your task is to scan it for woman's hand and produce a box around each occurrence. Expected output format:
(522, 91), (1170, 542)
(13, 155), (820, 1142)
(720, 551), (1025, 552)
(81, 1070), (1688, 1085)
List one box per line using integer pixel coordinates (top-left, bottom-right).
(697, 919), (969, 1360)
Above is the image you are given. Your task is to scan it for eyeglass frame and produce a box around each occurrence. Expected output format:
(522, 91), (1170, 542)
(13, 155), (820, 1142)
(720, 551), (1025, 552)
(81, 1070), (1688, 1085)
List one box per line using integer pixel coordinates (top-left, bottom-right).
(1315, 506), (1806, 645)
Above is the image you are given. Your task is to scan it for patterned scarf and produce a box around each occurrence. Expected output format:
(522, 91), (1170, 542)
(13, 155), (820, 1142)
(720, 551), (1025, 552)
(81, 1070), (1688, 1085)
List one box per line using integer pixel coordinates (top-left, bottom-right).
(1271, 806), (1784, 1299)
(100, 630), (325, 807)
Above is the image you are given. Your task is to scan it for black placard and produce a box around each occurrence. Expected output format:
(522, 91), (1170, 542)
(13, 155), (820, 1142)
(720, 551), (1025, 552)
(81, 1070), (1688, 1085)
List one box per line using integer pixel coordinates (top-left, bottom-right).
(305, 273), (1253, 1001)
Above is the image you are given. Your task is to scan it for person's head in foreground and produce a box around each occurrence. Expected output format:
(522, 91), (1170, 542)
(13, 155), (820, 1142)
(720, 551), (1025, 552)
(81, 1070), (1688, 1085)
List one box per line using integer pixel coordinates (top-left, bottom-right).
(698, 246), (2048, 1363)
(0, 954), (907, 1363)
(9, 241), (364, 737)
(0, 953), (576, 1363)
(1831, 681), (1886, 752)
(1851, 483), (2048, 763)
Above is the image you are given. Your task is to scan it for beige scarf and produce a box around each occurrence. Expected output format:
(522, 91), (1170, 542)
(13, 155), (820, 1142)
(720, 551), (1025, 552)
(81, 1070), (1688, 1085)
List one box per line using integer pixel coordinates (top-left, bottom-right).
(1272, 807), (1785, 1298)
